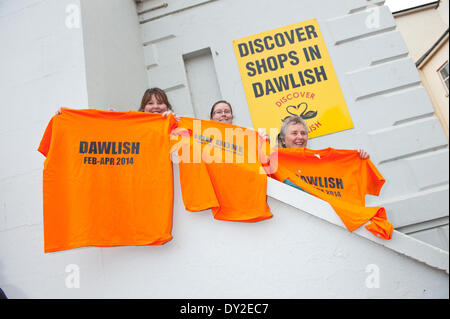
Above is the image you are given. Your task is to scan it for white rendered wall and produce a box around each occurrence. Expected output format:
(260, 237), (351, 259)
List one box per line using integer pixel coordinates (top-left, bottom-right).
(0, 0), (88, 297)
(80, 0), (148, 110)
(0, 0), (448, 299)
(0, 162), (448, 298)
(387, 1), (449, 246)
(137, 0), (449, 250)
(393, 1), (448, 62)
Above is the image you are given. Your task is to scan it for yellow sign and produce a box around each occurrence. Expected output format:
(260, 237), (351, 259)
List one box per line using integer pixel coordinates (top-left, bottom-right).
(233, 19), (353, 138)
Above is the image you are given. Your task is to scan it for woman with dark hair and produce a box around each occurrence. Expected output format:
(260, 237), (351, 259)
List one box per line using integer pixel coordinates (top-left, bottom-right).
(209, 100), (271, 142)
(56, 87), (179, 120)
(137, 87), (180, 120)
(138, 87), (173, 114)
(209, 100), (233, 124)
(138, 87), (180, 120)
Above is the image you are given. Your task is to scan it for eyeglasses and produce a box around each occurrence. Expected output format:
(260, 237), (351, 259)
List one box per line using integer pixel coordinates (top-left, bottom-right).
(213, 110), (232, 116)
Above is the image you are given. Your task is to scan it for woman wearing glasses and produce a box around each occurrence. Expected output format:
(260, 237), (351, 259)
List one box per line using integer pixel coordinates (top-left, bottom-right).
(209, 101), (368, 158)
(209, 100), (234, 124)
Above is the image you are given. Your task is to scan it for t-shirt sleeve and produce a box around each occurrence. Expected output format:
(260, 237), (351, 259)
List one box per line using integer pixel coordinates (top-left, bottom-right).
(38, 117), (54, 157)
(364, 159), (385, 196)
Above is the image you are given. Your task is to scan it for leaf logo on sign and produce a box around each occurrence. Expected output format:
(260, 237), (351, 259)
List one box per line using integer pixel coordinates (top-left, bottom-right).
(284, 102), (318, 121)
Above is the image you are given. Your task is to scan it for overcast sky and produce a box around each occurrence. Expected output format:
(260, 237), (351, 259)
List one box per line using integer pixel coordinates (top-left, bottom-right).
(384, 0), (438, 12)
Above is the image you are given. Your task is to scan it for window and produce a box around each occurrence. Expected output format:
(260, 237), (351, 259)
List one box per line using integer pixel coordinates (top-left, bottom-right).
(438, 62), (449, 94)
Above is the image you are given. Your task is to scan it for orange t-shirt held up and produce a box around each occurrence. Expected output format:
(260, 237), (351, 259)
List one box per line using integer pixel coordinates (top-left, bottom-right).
(38, 108), (177, 253)
(172, 117), (273, 222)
(268, 148), (393, 239)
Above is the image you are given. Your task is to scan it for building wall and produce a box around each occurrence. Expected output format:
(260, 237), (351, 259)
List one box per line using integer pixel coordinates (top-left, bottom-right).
(418, 39), (449, 137)
(0, 0), (88, 297)
(80, 0), (148, 110)
(387, 1), (449, 248)
(393, 1), (448, 62)
(392, 1), (449, 140)
(136, 0), (449, 249)
(0, 0), (448, 298)
(0, 161), (448, 298)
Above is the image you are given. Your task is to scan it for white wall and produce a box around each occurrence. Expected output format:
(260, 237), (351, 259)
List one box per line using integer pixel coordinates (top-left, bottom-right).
(80, 0), (148, 110)
(137, 0), (449, 250)
(387, 1), (449, 247)
(0, 0), (88, 297)
(393, 1), (448, 61)
(0, 163), (448, 298)
(391, 1), (449, 141)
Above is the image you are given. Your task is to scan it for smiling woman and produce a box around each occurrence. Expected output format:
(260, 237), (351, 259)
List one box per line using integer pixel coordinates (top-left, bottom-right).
(278, 116), (309, 148)
(210, 100), (234, 124)
(138, 87), (172, 113)
(277, 115), (370, 159)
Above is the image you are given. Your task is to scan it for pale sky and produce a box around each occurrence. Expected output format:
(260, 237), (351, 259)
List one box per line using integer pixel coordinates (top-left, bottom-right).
(384, 0), (438, 12)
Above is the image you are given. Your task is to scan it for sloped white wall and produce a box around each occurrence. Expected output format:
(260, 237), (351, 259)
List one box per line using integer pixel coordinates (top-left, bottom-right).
(0, 162), (448, 298)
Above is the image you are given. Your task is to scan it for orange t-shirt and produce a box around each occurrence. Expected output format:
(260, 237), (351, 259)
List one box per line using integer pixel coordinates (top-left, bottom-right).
(172, 117), (273, 222)
(38, 108), (177, 252)
(269, 148), (393, 239)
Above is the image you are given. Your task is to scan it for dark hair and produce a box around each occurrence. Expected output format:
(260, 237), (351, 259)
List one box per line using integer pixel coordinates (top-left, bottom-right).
(210, 100), (233, 119)
(138, 87), (172, 112)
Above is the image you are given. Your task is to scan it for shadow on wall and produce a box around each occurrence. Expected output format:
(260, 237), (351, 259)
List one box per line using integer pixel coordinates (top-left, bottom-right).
(0, 261), (26, 299)
(0, 261), (8, 299)
(0, 287), (6, 299)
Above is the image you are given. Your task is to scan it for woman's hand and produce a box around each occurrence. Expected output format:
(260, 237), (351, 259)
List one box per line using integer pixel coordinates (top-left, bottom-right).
(357, 148), (370, 159)
(257, 129), (270, 141)
(162, 110), (181, 121)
